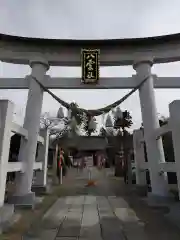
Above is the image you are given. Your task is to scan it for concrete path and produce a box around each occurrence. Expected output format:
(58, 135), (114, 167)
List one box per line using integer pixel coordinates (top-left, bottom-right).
(23, 168), (180, 240)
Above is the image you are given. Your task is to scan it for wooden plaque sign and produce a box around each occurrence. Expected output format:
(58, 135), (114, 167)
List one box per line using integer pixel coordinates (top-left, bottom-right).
(81, 49), (100, 84)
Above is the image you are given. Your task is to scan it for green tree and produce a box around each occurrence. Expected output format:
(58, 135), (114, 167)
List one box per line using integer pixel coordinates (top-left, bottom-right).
(113, 110), (133, 132)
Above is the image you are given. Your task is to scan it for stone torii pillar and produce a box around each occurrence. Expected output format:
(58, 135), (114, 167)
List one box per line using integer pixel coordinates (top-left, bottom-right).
(133, 58), (168, 197)
(10, 58), (49, 206)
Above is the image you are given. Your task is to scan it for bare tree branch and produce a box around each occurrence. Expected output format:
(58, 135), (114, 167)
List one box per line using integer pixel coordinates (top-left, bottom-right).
(40, 112), (57, 129)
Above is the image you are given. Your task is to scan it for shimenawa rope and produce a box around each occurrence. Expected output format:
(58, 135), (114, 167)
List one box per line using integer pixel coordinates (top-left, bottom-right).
(31, 75), (151, 116)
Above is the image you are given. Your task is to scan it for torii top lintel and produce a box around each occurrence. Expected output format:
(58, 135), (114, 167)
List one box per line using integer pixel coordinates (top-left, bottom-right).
(0, 33), (180, 66)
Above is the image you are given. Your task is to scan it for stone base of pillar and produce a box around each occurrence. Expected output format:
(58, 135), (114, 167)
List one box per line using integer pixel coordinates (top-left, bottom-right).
(145, 192), (175, 208)
(7, 192), (35, 209)
(0, 204), (14, 234)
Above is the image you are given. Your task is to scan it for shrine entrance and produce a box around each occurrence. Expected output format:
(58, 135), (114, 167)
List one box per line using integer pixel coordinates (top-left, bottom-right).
(0, 33), (180, 211)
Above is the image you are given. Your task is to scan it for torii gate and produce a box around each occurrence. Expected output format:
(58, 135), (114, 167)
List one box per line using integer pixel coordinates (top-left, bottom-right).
(1, 33), (180, 207)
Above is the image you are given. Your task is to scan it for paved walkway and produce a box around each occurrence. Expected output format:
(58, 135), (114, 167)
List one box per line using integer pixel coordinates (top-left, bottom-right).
(24, 168), (180, 240)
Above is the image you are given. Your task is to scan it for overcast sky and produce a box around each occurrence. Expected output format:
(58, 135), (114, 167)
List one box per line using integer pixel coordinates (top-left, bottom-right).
(0, 0), (180, 131)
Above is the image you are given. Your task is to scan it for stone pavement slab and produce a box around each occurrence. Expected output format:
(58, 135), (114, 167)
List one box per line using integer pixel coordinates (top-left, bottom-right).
(57, 223), (81, 237)
(80, 196), (102, 239)
(39, 229), (58, 240)
(56, 196), (84, 238)
(41, 198), (70, 230)
(96, 196), (126, 240)
(122, 222), (148, 240)
(56, 238), (78, 240)
(99, 218), (126, 240)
